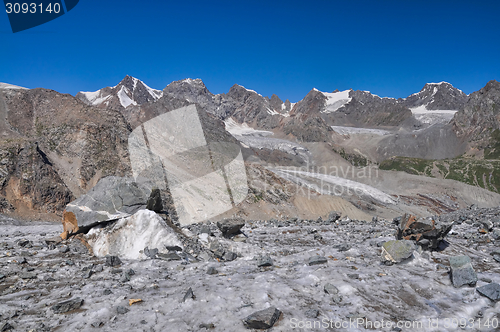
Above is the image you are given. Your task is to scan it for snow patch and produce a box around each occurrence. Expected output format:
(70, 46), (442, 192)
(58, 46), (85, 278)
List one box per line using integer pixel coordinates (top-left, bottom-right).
(224, 118), (274, 137)
(79, 90), (112, 106)
(117, 86), (137, 108)
(0, 82), (27, 90)
(331, 126), (391, 136)
(410, 105), (457, 125)
(321, 90), (352, 113)
(86, 210), (183, 259)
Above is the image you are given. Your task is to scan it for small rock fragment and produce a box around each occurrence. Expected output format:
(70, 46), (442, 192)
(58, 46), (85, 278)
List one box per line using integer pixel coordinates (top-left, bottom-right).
(476, 283), (500, 301)
(116, 306), (129, 314)
(257, 256), (273, 267)
(105, 255), (122, 267)
(51, 298), (84, 314)
(449, 255), (477, 288)
(381, 240), (414, 264)
(129, 299), (142, 306)
(308, 256), (327, 266)
(243, 307), (281, 329)
(206, 267), (218, 275)
(324, 283), (339, 295)
(217, 218), (245, 238)
(183, 287), (195, 302)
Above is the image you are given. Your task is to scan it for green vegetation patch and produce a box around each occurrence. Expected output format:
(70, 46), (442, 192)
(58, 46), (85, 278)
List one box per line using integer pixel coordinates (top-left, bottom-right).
(380, 156), (500, 193)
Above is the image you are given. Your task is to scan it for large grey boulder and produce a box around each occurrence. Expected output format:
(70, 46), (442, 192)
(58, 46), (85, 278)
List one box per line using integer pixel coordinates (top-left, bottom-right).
(217, 218), (245, 238)
(65, 176), (154, 227)
(449, 255), (477, 288)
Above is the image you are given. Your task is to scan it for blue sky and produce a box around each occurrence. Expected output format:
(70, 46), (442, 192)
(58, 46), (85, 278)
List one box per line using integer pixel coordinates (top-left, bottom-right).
(1, 0), (499, 102)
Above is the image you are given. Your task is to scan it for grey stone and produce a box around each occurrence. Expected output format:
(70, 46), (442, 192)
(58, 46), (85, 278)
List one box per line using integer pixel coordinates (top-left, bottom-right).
(65, 176), (154, 227)
(91, 321), (104, 328)
(120, 272), (131, 283)
(479, 219), (494, 231)
(146, 188), (163, 212)
(243, 307), (281, 329)
(332, 295), (343, 303)
(140, 320), (147, 325)
(105, 255), (122, 267)
(103, 289), (112, 295)
(491, 228), (500, 240)
(449, 255), (477, 287)
(324, 283), (339, 295)
(166, 245), (183, 252)
(144, 247), (158, 259)
(18, 272), (37, 279)
(305, 309), (319, 318)
(223, 251), (237, 261)
(217, 218), (245, 237)
(51, 298), (84, 314)
(59, 246), (69, 253)
(116, 306), (129, 314)
(257, 256), (273, 267)
(476, 283), (500, 301)
(183, 287), (195, 302)
(83, 270), (93, 279)
(327, 211), (341, 223)
(207, 267), (218, 275)
(157, 252), (181, 261)
(493, 255), (500, 263)
(381, 240), (415, 264)
(308, 256), (327, 266)
(396, 214), (453, 249)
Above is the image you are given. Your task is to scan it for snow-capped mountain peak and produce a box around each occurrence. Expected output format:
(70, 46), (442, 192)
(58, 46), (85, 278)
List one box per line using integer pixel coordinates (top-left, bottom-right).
(319, 89), (352, 113)
(77, 75), (163, 108)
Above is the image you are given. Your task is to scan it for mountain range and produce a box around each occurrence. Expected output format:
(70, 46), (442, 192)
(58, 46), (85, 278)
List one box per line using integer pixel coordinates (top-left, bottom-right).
(0, 76), (499, 221)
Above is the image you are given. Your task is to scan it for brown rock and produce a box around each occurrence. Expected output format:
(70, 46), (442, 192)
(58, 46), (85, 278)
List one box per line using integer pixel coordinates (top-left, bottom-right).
(396, 214), (453, 249)
(60, 210), (79, 239)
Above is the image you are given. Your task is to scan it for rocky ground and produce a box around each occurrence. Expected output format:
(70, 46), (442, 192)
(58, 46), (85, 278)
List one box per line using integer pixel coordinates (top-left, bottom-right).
(1, 206), (500, 332)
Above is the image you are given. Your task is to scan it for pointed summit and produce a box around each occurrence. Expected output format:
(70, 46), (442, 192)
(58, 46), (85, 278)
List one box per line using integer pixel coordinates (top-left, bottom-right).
(76, 76), (163, 108)
(404, 82), (467, 110)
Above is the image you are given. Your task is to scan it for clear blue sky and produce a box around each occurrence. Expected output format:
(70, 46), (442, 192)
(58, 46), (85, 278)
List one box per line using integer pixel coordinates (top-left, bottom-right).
(1, 0), (499, 102)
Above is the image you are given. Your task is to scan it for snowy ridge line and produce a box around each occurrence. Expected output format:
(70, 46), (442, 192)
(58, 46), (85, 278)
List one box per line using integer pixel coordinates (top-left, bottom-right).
(319, 90), (352, 113)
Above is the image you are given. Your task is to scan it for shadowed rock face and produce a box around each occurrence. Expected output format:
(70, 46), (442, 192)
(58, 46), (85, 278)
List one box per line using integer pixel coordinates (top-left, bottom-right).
(402, 82), (468, 110)
(396, 214), (453, 249)
(451, 80), (500, 149)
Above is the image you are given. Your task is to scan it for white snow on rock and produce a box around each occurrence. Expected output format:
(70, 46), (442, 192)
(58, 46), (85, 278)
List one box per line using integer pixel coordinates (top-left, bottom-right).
(0, 82), (28, 90)
(79, 90), (112, 106)
(410, 105), (457, 125)
(86, 210), (183, 259)
(331, 126), (391, 136)
(117, 86), (138, 108)
(272, 168), (396, 204)
(224, 118), (274, 137)
(320, 90), (352, 113)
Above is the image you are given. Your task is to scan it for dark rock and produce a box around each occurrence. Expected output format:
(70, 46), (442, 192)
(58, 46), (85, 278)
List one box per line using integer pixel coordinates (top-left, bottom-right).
(217, 218), (245, 237)
(146, 188), (163, 212)
(243, 307), (281, 329)
(396, 214), (453, 249)
(327, 211), (341, 223)
(116, 306), (129, 314)
(381, 240), (414, 264)
(120, 272), (131, 283)
(103, 289), (113, 295)
(17, 257), (27, 264)
(140, 320), (147, 325)
(111, 269), (123, 274)
(157, 252), (181, 261)
(51, 298), (84, 314)
(449, 255), (477, 287)
(144, 247), (158, 259)
(126, 269), (135, 276)
(332, 295), (343, 303)
(183, 287), (195, 302)
(257, 256), (273, 267)
(206, 267), (218, 275)
(83, 270), (93, 279)
(199, 323), (215, 329)
(347, 273), (359, 279)
(491, 228), (500, 240)
(476, 283), (500, 301)
(493, 255), (500, 263)
(17, 239), (30, 247)
(223, 251), (237, 261)
(336, 243), (351, 252)
(0, 322), (13, 331)
(105, 256), (122, 267)
(324, 283), (339, 295)
(479, 219), (494, 231)
(308, 256), (327, 266)
(166, 245), (183, 252)
(91, 321), (104, 328)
